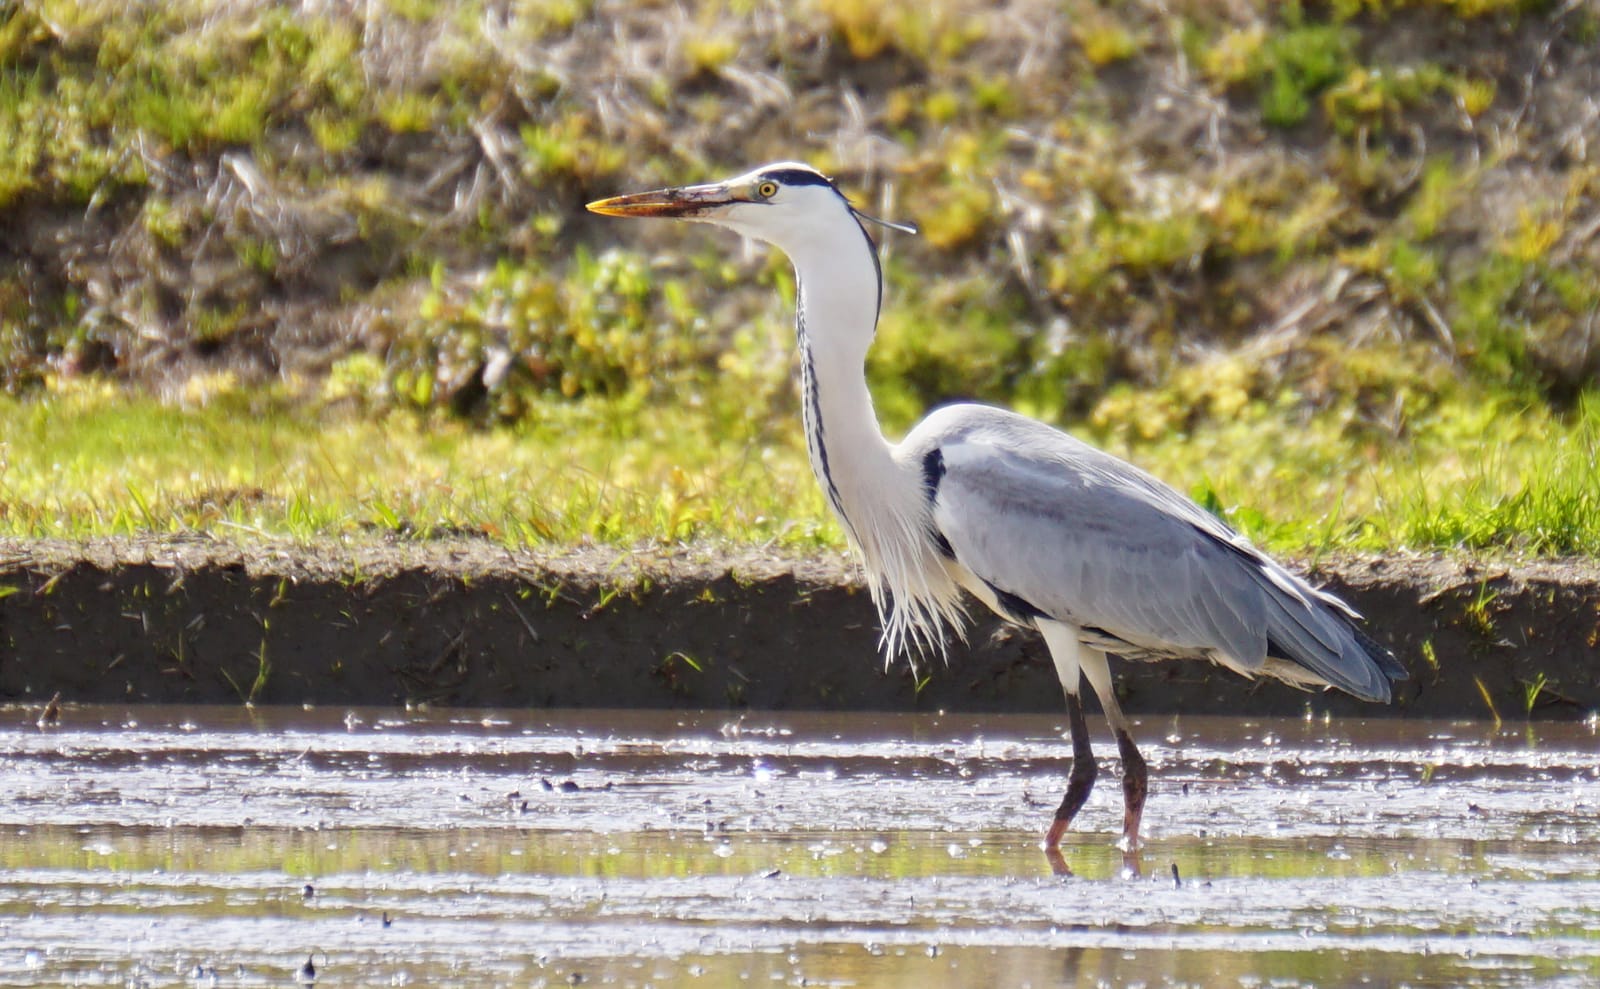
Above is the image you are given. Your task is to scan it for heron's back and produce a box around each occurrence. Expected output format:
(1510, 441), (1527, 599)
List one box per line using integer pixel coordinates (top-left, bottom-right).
(900, 403), (1406, 702)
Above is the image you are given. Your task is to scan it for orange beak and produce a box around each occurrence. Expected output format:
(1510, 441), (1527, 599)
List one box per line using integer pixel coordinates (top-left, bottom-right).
(586, 181), (736, 220)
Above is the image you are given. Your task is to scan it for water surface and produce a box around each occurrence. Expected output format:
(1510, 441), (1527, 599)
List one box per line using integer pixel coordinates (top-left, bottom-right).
(1, 705), (1596, 986)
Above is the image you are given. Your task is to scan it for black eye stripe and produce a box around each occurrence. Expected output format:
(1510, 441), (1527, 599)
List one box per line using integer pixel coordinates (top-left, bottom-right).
(758, 168), (835, 189)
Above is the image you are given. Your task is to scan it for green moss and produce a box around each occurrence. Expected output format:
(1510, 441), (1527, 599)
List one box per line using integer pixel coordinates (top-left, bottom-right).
(1072, 12), (1144, 66)
(1404, 158), (1471, 239)
(391, 247), (717, 414)
(1323, 63), (1452, 136)
(520, 114), (625, 183)
(1253, 9), (1355, 127)
(1452, 254), (1532, 377)
(378, 91), (441, 134)
(815, 0), (985, 65)
(869, 265), (1032, 429)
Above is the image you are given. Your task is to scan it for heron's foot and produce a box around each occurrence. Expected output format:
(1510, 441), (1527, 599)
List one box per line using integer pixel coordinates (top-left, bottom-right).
(1121, 848), (1143, 878)
(1041, 830), (1141, 878)
(1120, 789), (1146, 854)
(1043, 845), (1072, 877)
(1116, 835), (1144, 878)
(1114, 727), (1148, 865)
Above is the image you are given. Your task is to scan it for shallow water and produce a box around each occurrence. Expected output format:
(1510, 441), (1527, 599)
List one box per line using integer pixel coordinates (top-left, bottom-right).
(1, 705), (1597, 987)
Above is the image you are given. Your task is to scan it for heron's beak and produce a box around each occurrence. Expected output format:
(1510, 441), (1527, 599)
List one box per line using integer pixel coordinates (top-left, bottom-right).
(586, 182), (736, 220)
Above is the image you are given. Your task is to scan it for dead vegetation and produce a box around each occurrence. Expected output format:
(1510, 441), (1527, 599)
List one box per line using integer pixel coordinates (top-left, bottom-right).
(0, 0), (1597, 419)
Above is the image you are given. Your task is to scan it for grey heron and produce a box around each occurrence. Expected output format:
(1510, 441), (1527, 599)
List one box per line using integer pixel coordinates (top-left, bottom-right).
(587, 162), (1407, 862)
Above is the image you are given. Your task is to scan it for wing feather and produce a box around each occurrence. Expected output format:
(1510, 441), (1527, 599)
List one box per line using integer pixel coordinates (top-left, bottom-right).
(901, 404), (1402, 701)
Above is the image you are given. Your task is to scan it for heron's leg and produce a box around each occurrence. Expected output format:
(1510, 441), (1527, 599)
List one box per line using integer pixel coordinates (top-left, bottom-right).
(1079, 649), (1147, 869)
(1044, 686), (1097, 849)
(1039, 622), (1096, 850)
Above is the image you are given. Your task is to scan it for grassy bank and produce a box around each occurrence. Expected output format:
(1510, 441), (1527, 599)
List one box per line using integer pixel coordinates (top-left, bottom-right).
(2, 375), (1594, 556)
(1, 0), (1597, 556)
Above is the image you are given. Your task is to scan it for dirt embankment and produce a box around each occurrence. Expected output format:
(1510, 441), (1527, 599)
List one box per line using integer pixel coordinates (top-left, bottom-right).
(0, 538), (1594, 720)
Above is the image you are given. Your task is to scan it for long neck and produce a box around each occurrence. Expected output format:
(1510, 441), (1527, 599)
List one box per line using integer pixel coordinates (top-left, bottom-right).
(786, 221), (965, 657)
(788, 224), (893, 548)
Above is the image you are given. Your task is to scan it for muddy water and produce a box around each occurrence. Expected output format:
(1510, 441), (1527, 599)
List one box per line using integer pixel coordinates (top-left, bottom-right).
(0, 706), (1596, 988)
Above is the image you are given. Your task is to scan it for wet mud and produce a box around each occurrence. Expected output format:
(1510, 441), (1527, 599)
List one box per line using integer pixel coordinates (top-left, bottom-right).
(1, 538), (1597, 719)
(2, 705), (1597, 987)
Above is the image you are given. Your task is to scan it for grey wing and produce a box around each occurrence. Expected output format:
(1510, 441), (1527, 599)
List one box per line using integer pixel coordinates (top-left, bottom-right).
(910, 406), (1401, 702)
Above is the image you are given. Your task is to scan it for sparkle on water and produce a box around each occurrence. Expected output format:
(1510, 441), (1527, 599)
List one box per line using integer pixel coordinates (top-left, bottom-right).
(1, 704), (1597, 987)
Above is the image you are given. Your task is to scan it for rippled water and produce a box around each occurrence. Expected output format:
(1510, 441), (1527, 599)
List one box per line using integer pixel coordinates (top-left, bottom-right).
(1, 704), (1596, 987)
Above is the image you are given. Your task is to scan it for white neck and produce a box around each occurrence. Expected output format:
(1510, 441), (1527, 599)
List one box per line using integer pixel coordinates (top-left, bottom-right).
(782, 220), (965, 657)
(790, 228), (890, 535)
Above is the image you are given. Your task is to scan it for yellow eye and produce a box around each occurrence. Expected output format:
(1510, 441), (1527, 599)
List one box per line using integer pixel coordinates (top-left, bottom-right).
(756, 180), (779, 199)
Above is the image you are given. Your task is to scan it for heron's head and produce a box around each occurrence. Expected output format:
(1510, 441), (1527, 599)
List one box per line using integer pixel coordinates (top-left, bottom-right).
(587, 162), (911, 257)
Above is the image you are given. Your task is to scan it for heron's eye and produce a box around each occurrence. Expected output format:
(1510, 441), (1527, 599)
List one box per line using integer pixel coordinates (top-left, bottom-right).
(756, 180), (779, 199)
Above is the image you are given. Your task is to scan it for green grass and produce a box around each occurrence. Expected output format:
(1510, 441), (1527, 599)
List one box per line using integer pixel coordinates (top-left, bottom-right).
(1140, 387), (1600, 557)
(0, 378), (832, 548)
(1, 373), (1594, 558)
(0, 0), (1596, 560)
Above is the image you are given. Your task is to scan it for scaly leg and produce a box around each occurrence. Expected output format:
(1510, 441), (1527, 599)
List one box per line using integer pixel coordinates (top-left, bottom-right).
(1113, 721), (1148, 849)
(1039, 622), (1099, 857)
(1080, 647), (1147, 874)
(1044, 686), (1097, 849)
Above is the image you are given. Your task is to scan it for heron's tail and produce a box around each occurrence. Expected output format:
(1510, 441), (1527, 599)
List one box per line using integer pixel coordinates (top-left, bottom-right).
(1260, 582), (1407, 703)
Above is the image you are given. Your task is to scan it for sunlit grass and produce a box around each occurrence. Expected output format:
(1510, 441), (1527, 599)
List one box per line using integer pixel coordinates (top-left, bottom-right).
(1119, 389), (1600, 559)
(2, 377), (1594, 558)
(0, 379), (831, 548)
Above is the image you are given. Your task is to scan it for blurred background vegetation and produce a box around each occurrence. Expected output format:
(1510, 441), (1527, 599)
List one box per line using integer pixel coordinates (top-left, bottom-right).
(0, 0), (1596, 554)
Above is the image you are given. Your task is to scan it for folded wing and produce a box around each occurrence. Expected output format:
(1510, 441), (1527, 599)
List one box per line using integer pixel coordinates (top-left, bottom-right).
(907, 405), (1404, 702)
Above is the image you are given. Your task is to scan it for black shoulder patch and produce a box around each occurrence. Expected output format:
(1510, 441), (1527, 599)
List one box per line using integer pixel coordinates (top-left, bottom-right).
(761, 167), (836, 189)
(920, 448), (956, 559)
(921, 448), (946, 502)
(986, 580), (1048, 625)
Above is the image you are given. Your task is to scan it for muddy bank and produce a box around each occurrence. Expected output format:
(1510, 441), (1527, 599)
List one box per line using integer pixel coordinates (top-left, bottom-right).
(0, 537), (1594, 718)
